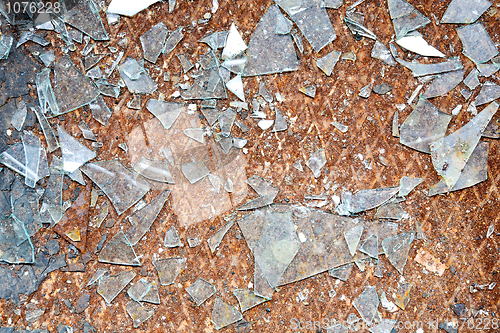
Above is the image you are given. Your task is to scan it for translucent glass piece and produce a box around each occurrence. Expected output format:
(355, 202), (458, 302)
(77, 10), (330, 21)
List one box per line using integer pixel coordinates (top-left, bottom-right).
(58, 125), (96, 173)
(0, 34), (13, 60)
(181, 162), (210, 184)
(259, 82), (273, 103)
(124, 190), (170, 245)
(181, 67), (227, 100)
(119, 58), (157, 94)
(328, 263), (353, 281)
(94, 202), (109, 228)
(78, 121), (96, 141)
(463, 68), (480, 90)
(238, 194), (275, 211)
(346, 187), (399, 214)
(141, 281), (160, 304)
(477, 62), (500, 77)
(369, 319), (397, 333)
(396, 35), (445, 57)
(200, 31), (228, 50)
(146, 99), (184, 130)
(41, 157), (64, 225)
(164, 226), (182, 248)
(226, 75), (245, 102)
(63, 0), (109, 41)
(81, 160), (151, 215)
(397, 57), (463, 77)
(394, 282), (412, 310)
(398, 176), (424, 197)
(345, 16), (377, 40)
(358, 82), (373, 99)
(153, 257), (187, 286)
(107, 0), (162, 16)
(475, 81), (500, 106)
(39, 50), (55, 67)
(86, 268), (108, 287)
(163, 27), (184, 55)
(186, 278), (216, 306)
(353, 286), (379, 325)
(218, 108), (236, 137)
(371, 41), (395, 66)
(457, 23), (498, 64)
(276, 0), (336, 52)
(422, 69), (464, 98)
(211, 297), (243, 330)
(176, 53), (193, 73)
(382, 231), (415, 274)
(359, 234), (378, 259)
(392, 110), (400, 137)
(21, 131), (40, 188)
(10, 178), (42, 238)
(233, 289), (268, 312)
(127, 95), (141, 110)
(441, 0), (491, 24)
(344, 225), (363, 256)
(127, 278), (152, 302)
(169, 0), (176, 12)
(292, 31), (304, 54)
(89, 95), (113, 126)
(272, 109), (287, 132)
(326, 324), (348, 333)
(374, 202), (408, 220)
(222, 53), (248, 75)
(208, 219), (234, 253)
(387, 0), (414, 19)
(221, 23), (247, 60)
(248, 176), (279, 197)
(306, 149), (326, 178)
(430, 102), (498, 188)
(36, 68), (60, 117)
(392, 9), (431, 39)
(97, 269), (136, 303)
(133, 157), (175, 183)
(53, 56), (99, 115)
(400, 98), (452, 153)
(332, 121), (349, 133)
(0, 215), (34, 264)
(84, 54), (105, 71)
(126, 302), (154, 328)
(86, 66), (102, 80)
(98, 231), (141, 266)
(141, 22), (168, 63)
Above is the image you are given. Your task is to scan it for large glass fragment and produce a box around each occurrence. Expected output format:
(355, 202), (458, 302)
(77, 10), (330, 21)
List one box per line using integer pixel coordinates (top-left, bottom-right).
(0, 143), (48, 181)
(146, 100), (184, 130)
(0, 215), (34, 264)
(221, 23), (247, 60)
(36, 68), (60, 117)
(185, 278), (216, 306)
(400, 98), (452, 153)
(396, 34), (445, 58)
(127, 278), (152, 302)
(359, 234), (378, 259)
(353, 286), (379, 325)
(11, 100), (27, 132)
(98, 231), (141, 266)
(430, 102), (498, 188)
(375, 202), (408, 220)
(63, 0), (109, 41)
(382, 231), (415, 274)
(153, 257), (187, 285)
(126, 302), (154, 328)
(41, 157), (64, 225)
(97, 270), (136, 303)
(208, 219), (234, 253)
(211, 297), (243, 330)
(89, 95), (113, 126)
(456, 23), (498, 64)
(163, 27), (184, 55)
(21, 131), (40, 188)
(233, 289), (268, 312)
(53, 56), (99, 115)
(133, 157), (175, 183)
(306, 149), (326, 178)
(328, 263), (353, 281)
(181, 162), (210, 184)
(141, 22), (168, 63)
(397, 57), (463, 77)
(119, 58), (157, 94)
(398, 176), (424, 197)
(391, 0), (430, 39)
(441, 0), (491, 24)
(475, 81), (500, 106)
(107, 0), (162, 16)
(463, 69), (480, 90)
(124, 190), (170, 245)
(164, 226), (182, 247)
(32, 107), (59, 153)
(58, 125), (96, 173)
(0, 34), (13, 60)
(371, 41), (396, 67)
(81, 160), (151, 215)
(338, 187), (399, 214)
(226, 75), (245, 102)
(344, 225), (363, 257)
(181, 67), (227, 100)
(141, 281), (160, 304)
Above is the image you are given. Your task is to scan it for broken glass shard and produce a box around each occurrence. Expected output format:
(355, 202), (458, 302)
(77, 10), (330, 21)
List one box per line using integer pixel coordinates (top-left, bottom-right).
(221, 23), (247, 60)
(125, 190), (170, 245)
(84, 54), (105, 71)
(441, 0), (491, 24)
(430, 102), (498, 188)
(382, 231), (415, 274)
(98, 231), (141, 266)
(463, 69), (480, 90)
(398, 176), (424, 197)
(127, 95), (142, 110)
(10, 178), (42, 238)
(332, 121), (349, 133)
(345, 16), (377, 40)
(477, 62), (500, 77)
(53, 56), (99, 115)
(181, 67), (227, 100)
(126, 302), (154, 328)
(153, 257), (187, 286)
(248, 176), (279, 198)
(259, 81), (273, 103)
(200, 31), (228, 50)
(208, 219), (234, 253)
(292, 31), (304, 54)
(222, 53), (248, 75)
(58, 125), (96, 173)
(306, 149), (326, 178)
(78, 121), (97, 141)
(186, 278), (216, 306)
(177, 54), (194, 73)
(95, 80), (120, 99)
(81, 160), (151, 215)
(226, 75), (245, 102)
(423, 69), (464, 98)
(86, 66), (102, 80)
(21, 131), (40, 188)
(397, 57), (463, 77)
(342, 187), (399, 214)
(400, 98), (452, 153)
(141, 22), (168, 64)
(164, 226), (182, 247)
(86, 267), (108, 287)
(211, 297), (243, 330)
(181, 162), (210, 184)
(371, 41), (396, 66)
(258, 120), (274, 131)
(11, 100), (26, 132)
(146, 100), (184, 130)
(387, 0), (414, 19)
(0, 215), (34, 264)
(392, 6), (431, 39)
(94, 202), (109, 228)
(300, 85), (317, 98)
(375, 202), (408, 220)
(327, 324), (348, 333)
(475, 81), (500, 106)
(105, 50), (124, 77)
(218, 108), (236, 137)
(97, 270), (136, 303)
(392, 110), (400, 137)
(373, 83), (392, 95)
(394, 283), (412, 310)
(358, 82), (373, 99)
(353, 286), (379, 325)
(457, 23), (498, 64)
(119, 58), (157, 94)
(344, 225), (363, 256)
(63, 0), (109, 41)
(369, 319), (397, 333)
(163, 27), (184, 55)
(133, 157), (175, 183)
(272, 109), (287, 132)
(233, 289), (268, 312)
(107, 0), (161, 16)
(396, 35), (445, 57)
(0, 34), (13, 60)
(36, 68), (59, 116)
(41, 157), (64, 225)
(238, 194), (276, 211)
(141, 281), (160, 304)
(127, 278), (152, 302)
(328, 263), (353, 281)
(39, 50), (55, 67)
(169, 0), (176, 12)
(359, 234), (378, 259)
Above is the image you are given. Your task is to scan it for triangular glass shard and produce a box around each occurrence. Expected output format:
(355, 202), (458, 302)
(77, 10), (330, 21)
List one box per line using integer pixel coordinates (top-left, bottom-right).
(226, 75), (245, 102)
(133, 157), (175, 183)
(127, 95), (142, 110)
(78, 121), (97, 141)
(441, 0), (491, 24)
(328, 263), (354, 281)
(97, 270), (136, 303)
(398, 176), (424, 197)
(21, 131), (40, 188)
(119, 58), (157, 94)
(94, 202), (109, 228)
(86, 66), (102, 80)
(186, 278), (217, 306)
(39, 50), (56, 67)
(371, 41), (396, 66)
(84, 54), (105, 71)
(374, 202), (408, 220)
(259, 81), (273, 102)
(382, 231), (415, 274)
(126, 302), (154, 328)
(177, 53), (194, 73)
(237, 194), (276, 211)
(394, 282), (412, 310)
(393, 9), (431, 39)
(169, 0), (176, 12)
(423, 69), (464, 98)
(11, 100), (27, 132)
(397, 35), (445, 58)
(369, 319), (397, 333)
(300, 85), (317, 98)
(306, 149), (326, 178)
(63, 0), (109, 41)
(457, 23), (498, 64)
(0, 215), (34, 264)
(211, 297), (243, 330)
(127, 278), (152, 302)
(247, 176), (279, 198)
(208, 219), (234, 253)
(429, 141), (489, 196)
(163, 27), (184, 55)
(345, 16), (377, 40)
(181, 162), (210, 184)
(124, 190), (170, 245)
(107, 0), (162, 16)
(218, 108), (236, 137)
(396, 57), (463, 77)
(430, 102), (498, 188)
(254, 210), (300, 288)
(358, 82), (373, 99)
(463, 69), (480, 90)
(400, 98), (452, 153)
(141, 22), (168, 63)
(292, 160), (303, 172)
(326, 324), (349, 333)
(254, 260), (274, 299)
(58, 125), (96, 173)
(200, 31), (228, 50)
(164, 226), (182, 247)
(146, 99), (184, 130)
(221, 23), (247, 60)
(233, 289), (268, 312)
(81, 160), (151, 215)
(359, 234), (378, 259)
(242, 5), (299, 76)
(276, 10), (293, 34)
(141, 281), (160, 304)
(89, 95), (113, 126)
(222, 53), (248, 75)
(346, 187), (399, 214)
(181, 67), (227, 100)
(272, 108), (287, 132)
(36, 68), (60, 117)
(86, 267), (108, 287)
(98, 231), (141, 266)
(41, 157), (64, 225)
(344, 225), (363, 256)
(387, 0), (414, 19)
(53, 56), (99, 115)
(353, 286), (379, 325)
(153, 257), (187, 286)
(475, 81), (500, 106)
